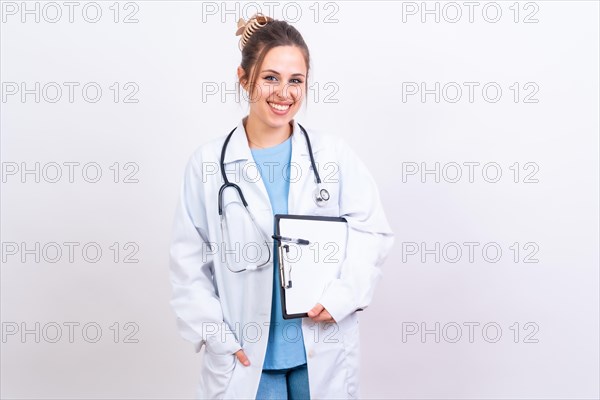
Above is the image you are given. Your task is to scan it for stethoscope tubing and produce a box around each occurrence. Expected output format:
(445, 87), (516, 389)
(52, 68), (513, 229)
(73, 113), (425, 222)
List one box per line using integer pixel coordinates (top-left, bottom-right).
(218, 123), (322, 216)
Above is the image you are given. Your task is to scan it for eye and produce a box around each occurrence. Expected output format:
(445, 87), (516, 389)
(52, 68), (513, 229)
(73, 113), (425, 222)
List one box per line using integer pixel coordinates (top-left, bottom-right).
(264, 75), (277, 82)
(290, 78), (303, 84)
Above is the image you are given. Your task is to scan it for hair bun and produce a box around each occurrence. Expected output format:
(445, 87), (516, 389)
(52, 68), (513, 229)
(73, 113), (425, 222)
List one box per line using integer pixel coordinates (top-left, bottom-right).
(235, 13), (273, 51)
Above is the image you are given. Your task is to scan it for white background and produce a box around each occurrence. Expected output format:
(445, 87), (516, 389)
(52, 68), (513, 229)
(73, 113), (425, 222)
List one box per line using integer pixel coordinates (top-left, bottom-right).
(1, 1), (599, 399)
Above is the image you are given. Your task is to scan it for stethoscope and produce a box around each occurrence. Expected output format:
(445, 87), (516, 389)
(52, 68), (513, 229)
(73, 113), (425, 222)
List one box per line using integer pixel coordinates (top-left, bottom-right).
(218, 123), (330, 273)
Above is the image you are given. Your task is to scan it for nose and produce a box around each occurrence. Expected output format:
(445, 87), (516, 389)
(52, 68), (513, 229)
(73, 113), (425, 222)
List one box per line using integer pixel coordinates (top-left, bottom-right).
(274, 83), (302, 102)
(276, 87), (287, 100)
(274, 83), (288, 99)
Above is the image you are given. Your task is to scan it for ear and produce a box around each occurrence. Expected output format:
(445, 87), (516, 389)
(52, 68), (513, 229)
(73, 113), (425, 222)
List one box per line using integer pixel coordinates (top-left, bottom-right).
(237, 66), (248, 90)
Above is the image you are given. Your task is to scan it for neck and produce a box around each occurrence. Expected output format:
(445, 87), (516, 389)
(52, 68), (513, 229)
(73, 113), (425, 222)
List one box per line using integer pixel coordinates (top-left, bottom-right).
(244, 115), (292, 149)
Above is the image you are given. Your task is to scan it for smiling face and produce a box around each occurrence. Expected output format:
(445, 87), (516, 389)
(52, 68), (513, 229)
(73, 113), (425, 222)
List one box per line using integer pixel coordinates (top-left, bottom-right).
(238, 45), (307, 133)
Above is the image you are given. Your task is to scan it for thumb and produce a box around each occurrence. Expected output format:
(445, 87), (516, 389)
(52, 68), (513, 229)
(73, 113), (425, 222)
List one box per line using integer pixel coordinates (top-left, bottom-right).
(308, 303), (324, 317)
(235, 349), (251, 366)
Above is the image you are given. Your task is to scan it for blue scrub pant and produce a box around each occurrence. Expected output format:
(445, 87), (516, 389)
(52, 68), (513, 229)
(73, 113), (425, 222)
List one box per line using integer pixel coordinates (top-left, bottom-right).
(255, 363), (310, 400)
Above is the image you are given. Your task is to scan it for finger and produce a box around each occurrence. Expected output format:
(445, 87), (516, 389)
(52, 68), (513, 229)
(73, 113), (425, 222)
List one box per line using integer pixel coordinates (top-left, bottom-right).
(307, 303), (324, 317)
(235, 349), (251, 366)
(324, 311), (336, 323)
(311, 309), (332, 323)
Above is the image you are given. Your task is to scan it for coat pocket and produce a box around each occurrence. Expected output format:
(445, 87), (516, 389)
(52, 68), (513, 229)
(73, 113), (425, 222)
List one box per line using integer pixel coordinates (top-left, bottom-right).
(198, 348), (237, 400)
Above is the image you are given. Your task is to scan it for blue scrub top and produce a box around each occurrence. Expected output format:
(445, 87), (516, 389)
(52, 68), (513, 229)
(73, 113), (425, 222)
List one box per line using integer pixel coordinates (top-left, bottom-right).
(250, 135), (307, 370)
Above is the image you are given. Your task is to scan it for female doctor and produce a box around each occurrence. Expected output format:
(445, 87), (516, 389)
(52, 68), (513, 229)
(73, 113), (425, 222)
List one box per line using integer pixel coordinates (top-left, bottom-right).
(169, 13), (394, 400)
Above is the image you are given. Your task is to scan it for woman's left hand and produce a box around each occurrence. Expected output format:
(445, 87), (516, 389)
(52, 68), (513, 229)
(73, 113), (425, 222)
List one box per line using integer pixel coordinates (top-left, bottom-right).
(307, 303), (336, 323)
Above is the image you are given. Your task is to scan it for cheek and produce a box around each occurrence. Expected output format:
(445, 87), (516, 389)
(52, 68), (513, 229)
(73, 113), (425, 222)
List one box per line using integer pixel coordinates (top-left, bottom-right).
(288, 86), (304, 101)
(249, 85), (266, 103)
(248, 87), (263, 104)
(259, 84), (276, 100)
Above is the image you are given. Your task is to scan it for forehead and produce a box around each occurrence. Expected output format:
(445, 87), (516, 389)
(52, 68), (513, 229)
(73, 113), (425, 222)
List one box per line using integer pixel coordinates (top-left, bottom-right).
(261, 46), (307, 73)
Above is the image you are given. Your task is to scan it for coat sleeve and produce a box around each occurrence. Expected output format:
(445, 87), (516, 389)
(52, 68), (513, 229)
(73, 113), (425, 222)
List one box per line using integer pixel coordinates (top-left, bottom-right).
(169, 151), (242, 355)
(317, 137), (395, 324)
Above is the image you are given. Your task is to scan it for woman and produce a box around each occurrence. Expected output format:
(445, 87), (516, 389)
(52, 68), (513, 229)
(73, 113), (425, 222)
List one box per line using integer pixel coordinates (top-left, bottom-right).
(169, 13), (394, 400)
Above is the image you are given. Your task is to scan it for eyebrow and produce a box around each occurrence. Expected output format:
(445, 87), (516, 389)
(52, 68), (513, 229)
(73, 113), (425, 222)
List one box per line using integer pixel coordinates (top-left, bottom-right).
(261, 69), (305, 77)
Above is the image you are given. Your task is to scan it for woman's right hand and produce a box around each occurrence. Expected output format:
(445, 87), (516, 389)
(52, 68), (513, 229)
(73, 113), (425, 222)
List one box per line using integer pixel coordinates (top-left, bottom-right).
(235, 349), (251, 366)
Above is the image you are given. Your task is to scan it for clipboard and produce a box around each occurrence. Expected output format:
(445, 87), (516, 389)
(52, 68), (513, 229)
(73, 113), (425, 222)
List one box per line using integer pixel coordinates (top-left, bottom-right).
(273, 214), (348, 319)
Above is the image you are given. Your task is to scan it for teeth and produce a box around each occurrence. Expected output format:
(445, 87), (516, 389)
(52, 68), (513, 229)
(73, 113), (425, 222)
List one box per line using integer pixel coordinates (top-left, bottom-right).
(269, 102), (291, 111)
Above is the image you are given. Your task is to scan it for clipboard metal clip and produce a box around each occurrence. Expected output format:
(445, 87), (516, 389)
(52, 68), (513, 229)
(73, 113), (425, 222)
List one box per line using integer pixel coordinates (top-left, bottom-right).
(272, 234), (310, 245)
(280, 244), (293, 289)
(274, 235), (310, 290)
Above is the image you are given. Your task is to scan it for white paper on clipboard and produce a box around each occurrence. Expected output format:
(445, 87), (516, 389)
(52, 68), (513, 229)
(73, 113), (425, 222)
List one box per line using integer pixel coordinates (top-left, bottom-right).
(274, 214), (348, 319)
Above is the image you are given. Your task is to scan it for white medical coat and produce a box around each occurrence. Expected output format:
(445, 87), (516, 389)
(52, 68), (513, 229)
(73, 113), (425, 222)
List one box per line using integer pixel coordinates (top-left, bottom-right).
(169, 117), (395, 399)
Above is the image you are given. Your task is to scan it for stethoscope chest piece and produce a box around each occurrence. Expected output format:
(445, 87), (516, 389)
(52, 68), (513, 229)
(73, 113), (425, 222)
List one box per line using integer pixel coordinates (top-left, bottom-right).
(314, 185), (330, 206)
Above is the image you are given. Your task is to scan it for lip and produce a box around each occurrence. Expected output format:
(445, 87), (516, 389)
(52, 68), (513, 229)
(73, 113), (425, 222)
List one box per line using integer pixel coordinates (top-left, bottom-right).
(267, 101), (293, 115)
